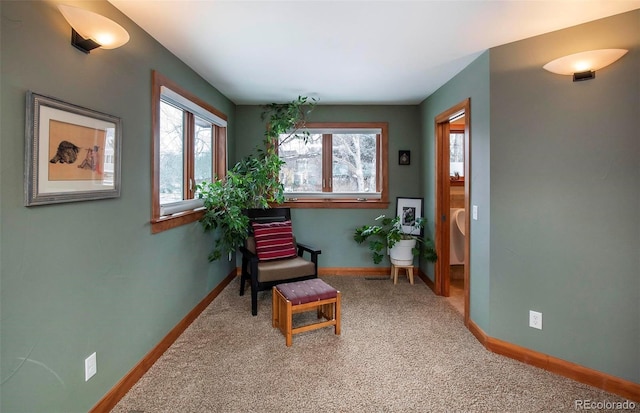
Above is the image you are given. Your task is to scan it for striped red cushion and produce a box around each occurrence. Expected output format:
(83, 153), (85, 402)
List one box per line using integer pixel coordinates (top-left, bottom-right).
(252, 220), (297, 261)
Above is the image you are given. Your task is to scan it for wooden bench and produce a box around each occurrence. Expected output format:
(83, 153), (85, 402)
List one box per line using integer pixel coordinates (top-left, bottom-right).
(272, 279), (341, 347)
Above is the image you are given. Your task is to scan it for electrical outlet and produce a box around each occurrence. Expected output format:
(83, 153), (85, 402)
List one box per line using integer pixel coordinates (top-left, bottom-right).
(85, 352), (97, 381)
(529, 310), (542, 330)
(472, 205), (478, 220)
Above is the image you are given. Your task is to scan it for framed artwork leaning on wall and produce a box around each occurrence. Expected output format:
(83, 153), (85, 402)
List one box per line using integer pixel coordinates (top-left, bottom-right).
(396, 197), (423, 235)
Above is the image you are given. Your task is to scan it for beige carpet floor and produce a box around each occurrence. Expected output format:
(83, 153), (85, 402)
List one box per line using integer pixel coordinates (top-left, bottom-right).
(111, 276), (635, 412)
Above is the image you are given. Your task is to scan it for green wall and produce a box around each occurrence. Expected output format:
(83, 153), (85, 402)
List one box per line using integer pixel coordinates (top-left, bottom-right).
(419, 52), (492, 331)
(0, 1), (236, 412)
(489, 11), (639, 382)
(235, 105), (424, 268)
(421, 10), (639, 383)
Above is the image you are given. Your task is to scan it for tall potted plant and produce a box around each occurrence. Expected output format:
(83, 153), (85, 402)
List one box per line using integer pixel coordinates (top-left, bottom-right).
(353, 215), (437, 265)
(197, 96), (315, 261)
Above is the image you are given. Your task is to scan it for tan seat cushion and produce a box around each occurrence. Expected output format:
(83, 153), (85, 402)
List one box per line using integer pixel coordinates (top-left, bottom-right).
(256, 257), (316, 283)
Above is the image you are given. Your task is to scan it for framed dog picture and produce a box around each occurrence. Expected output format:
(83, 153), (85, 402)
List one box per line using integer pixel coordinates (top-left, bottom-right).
(24, 92), (121, 206)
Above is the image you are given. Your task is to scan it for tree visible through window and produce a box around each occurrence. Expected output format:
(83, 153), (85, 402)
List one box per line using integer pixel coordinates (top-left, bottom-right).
(279, 133), (322, 192)
(152, 71), (227, 233)
(332, 133), (377, 193)
(159, 104), (215, 204)
(277, 122), (388, 208)
(159, 101), (185, 204)
(450, 131), (464, 178)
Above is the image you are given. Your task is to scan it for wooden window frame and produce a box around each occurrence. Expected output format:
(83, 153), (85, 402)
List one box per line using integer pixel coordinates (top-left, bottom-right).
(278, 122), (389, 209)
(151, 71), (227, 233)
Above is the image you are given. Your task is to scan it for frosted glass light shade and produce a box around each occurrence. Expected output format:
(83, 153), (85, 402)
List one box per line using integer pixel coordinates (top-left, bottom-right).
(58, 5), (129, 50)
(543, 49), (628, 75)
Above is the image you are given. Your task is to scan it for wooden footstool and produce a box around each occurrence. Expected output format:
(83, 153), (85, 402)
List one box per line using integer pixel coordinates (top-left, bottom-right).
(272, 279), (341, 347)
(390, 264), (414, 285)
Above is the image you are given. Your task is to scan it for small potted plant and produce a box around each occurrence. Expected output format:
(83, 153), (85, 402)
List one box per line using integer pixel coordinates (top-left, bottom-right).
(353, 215), (437, 265)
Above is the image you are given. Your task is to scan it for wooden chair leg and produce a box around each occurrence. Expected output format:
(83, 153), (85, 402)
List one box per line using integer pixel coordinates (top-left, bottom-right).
(272, 287), (278, 328)
(285, 301), (293, 347)
(320, 303), (333, 320)
(251, 287), (258, 316)
(335, 292), (341, 335)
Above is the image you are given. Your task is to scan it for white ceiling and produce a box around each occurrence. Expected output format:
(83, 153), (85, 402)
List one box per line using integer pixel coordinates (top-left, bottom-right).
(108, 0), (640, 105)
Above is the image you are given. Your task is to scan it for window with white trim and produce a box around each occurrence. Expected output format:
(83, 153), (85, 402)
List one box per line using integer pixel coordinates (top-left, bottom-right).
(151, 71), (227, 233)
(277, 122), (388, 208)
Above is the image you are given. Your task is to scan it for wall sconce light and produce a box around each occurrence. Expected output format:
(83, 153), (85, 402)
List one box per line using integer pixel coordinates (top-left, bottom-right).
(58, 5), (130, 54)
(543, 49), (628, 81)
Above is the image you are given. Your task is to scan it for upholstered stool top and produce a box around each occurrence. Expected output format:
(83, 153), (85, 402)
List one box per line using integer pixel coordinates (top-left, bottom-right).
(275, 279), (337, 305)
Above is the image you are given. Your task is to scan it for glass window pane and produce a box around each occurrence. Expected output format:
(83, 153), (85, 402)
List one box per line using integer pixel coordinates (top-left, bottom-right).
(159, 100), (184, 204)
(450, 132), (464, 177)
(332, 134), (377, 193)
(194, 116), (213, 187)
(279, 133), (322, 192)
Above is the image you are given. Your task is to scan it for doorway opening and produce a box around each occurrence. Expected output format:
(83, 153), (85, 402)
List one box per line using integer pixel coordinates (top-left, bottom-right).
(434, 98), (470, 325)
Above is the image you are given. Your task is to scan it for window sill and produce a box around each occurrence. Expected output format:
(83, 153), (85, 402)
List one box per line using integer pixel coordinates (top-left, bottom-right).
(151, 209), (204, 233)
(276, 199), (389, 209)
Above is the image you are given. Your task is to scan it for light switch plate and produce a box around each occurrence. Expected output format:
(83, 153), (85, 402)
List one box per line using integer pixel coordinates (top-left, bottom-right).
(85, 352), (97, 381)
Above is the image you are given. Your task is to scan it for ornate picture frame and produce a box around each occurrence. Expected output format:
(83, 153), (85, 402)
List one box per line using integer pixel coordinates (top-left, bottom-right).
(24, 92), (121, 206)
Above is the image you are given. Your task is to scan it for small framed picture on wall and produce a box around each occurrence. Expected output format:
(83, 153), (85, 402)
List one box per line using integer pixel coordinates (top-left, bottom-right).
(398, 150), (410, 165)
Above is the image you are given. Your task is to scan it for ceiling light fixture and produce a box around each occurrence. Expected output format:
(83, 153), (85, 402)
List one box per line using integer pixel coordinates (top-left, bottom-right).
(58, 4), (130, 54)
(543, 49), (628, 82)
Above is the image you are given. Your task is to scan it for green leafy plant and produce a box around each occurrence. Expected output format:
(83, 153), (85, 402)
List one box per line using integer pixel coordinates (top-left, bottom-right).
(353, 215), (437, 264)
(261, 95), (316, 141)
(197, 172), (249, 261)
(196, 96), (316, 261)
